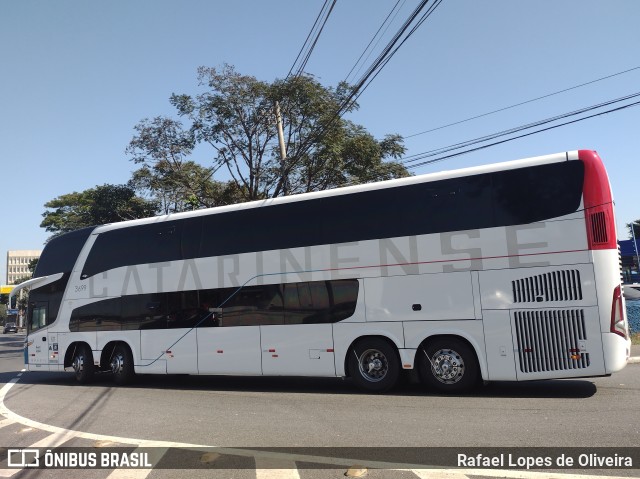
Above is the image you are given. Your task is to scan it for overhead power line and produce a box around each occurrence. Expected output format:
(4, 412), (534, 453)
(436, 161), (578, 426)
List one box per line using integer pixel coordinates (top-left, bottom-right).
(286, 0), (338, 80)
(402, 93), (640, 170)
(294, 0), (444, 161)
(344, 0), (407, 84)
(403, 65), (640, 139)
(342, 0), (444, 112)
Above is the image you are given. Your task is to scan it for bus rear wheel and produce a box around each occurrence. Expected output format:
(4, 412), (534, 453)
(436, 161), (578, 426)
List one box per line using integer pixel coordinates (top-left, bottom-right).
(348, 338), (400, 393)
(418, 338), (479, 393)
(72, 344), (95, 384)
(111, 344), (135, 385)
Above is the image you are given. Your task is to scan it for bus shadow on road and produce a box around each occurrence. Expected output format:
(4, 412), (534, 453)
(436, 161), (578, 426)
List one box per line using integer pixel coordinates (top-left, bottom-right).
(3, 370), (597, 399)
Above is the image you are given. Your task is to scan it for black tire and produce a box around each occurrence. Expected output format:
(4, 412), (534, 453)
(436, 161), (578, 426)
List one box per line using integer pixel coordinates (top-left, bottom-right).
(348, 338), (400, 393)
(418, 338), (480, 393)
(72, 344), (95, 384)
(110, 343), (135, 386)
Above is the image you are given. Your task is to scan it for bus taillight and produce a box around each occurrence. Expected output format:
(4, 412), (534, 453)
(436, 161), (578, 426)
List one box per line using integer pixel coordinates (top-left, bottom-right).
(579, 150), (617, 251)
(610, 285), (627, 338)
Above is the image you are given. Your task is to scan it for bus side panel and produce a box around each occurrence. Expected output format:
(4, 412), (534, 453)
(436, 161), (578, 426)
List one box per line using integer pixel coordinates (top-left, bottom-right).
(363, 272), (476, 322)
(591, 249), (631, 373)
(479, 264), (606, 380)
(482, 310), (518, 381)
(140, 329), (197, 374)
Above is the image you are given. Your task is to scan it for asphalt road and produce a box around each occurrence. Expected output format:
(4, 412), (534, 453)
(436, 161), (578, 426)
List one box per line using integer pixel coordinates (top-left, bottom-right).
(0, 332), (638, 479)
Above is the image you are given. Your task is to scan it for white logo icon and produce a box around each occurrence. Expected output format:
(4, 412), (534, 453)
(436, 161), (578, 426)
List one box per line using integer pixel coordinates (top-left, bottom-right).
(7, 449), (40, 467)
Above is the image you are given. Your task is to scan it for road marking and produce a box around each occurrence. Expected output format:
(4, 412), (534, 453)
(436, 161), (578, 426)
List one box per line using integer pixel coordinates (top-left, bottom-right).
(411, 469), (635, 479)
(29, 430), (80, 448)
(0, 418), (14, 430)
(0, 373), (636, 479)
(255, 457), (301, 479)
(412, 471), (469, 479)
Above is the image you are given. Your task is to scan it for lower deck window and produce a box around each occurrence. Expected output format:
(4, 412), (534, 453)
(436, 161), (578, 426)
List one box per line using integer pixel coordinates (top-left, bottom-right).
(69, 279), (359, 331)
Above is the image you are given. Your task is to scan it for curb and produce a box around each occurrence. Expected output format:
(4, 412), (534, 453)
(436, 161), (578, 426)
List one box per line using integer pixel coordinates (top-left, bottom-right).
(628, 356), (640, 364)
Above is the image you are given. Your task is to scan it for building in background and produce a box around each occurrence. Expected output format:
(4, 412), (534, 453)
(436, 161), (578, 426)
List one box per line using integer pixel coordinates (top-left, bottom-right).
(6, 250), (42, 284)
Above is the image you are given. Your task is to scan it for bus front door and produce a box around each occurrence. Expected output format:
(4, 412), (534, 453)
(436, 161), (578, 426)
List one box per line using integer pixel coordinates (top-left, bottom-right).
(26, 301), (51, 371)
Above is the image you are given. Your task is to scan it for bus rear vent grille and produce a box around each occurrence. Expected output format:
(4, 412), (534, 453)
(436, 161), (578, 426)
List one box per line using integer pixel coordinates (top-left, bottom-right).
(590, 211), (608, 244)
(514, 309), (590, 373)
(512, 270), (582, 303)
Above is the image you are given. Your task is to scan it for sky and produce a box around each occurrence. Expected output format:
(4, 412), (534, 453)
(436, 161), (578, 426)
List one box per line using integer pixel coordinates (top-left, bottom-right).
(1, 0), (639, 281)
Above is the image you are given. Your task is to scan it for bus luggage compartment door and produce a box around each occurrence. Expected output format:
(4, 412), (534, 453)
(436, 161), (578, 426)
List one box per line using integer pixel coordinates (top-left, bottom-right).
(511, 306), (605, 380)
(260, 324), (336, 376)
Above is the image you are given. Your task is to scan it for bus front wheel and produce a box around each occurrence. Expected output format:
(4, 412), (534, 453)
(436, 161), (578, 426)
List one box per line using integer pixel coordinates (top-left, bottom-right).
(111, 343), (135, 385)
(418, 338), (479, 393)
(72, 344), (95, 384)
(348, 338), (400, 393)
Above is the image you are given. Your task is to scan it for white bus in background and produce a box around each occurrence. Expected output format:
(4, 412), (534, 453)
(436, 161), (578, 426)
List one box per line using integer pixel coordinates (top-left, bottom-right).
(15, 149), (630, 393)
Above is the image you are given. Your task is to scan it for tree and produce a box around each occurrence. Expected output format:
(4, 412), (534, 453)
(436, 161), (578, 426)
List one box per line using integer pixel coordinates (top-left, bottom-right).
(41, 184), (158, 238)
(128, 64), (409, 206)
(628, 220), (640, 239)
(128, 158), (244, 214)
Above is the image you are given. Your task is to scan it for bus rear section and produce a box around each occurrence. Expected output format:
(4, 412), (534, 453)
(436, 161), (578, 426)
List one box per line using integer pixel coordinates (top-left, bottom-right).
(579, 149), (630, 373)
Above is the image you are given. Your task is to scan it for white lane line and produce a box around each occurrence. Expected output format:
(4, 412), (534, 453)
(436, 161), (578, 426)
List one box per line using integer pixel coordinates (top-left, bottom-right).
(0, 377), (208, 448)
(0, 418), (15, 429)
(29, 430), (80, 448)
(1, 375), (635, 479)
(255, 457), (301, 479)
(411, 469), (635, 479)
(411, 470), (469, 479)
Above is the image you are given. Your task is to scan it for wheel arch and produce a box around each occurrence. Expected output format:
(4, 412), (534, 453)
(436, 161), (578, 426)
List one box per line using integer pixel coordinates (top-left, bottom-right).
(342, 334), (401, 378)
(64, 341), (93, 368)
(99, 340), (134, 370)
(417, 333), (488, 381)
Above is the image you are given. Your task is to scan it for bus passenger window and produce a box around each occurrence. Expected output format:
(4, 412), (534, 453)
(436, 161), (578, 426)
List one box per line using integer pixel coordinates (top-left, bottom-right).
(29, 303), (48, 332)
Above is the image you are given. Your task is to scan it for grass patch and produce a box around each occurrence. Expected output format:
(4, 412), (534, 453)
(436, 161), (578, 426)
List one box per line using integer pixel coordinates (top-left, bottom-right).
(631, 332), (640, 346)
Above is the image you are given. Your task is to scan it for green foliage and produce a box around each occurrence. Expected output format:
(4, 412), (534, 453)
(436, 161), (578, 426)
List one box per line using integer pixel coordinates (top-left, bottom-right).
(128, 64), (409, 207)
(28, 258), (38, 274)
(128, 160), (244, 214)
(41, 184), (158, 238)
(0, 294), (8, 305)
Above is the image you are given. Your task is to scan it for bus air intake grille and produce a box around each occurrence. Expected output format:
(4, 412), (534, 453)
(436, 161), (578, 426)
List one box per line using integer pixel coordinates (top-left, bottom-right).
(590, 211), (608, 244)
(512, 270), (582, 303)
(514, 309), (590, 373)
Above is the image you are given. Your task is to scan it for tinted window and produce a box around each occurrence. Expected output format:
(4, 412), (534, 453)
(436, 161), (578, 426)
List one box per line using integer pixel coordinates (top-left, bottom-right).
(35, 227), (94, 276)
(80, 160), (584, 279)
(220, 284), (283, 327)
(70, 297), (121, 332)
(29, 273), (70, 328)
(68, 279), (359, 331)
(167, 290), (203, 328)
(328, 280), (359, 322)
(493, 161), (584, 225)
(123, 294), (168, 330)
(284, 281), (331, 324)
(28, 302), (48, 332)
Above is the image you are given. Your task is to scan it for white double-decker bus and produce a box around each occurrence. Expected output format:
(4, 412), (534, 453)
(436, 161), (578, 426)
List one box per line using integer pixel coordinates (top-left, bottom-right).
(16, 149), (630, 393)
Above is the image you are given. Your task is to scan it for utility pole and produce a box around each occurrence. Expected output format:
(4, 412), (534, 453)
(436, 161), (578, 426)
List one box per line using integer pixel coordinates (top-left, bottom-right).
(275, 101), (288, 195)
